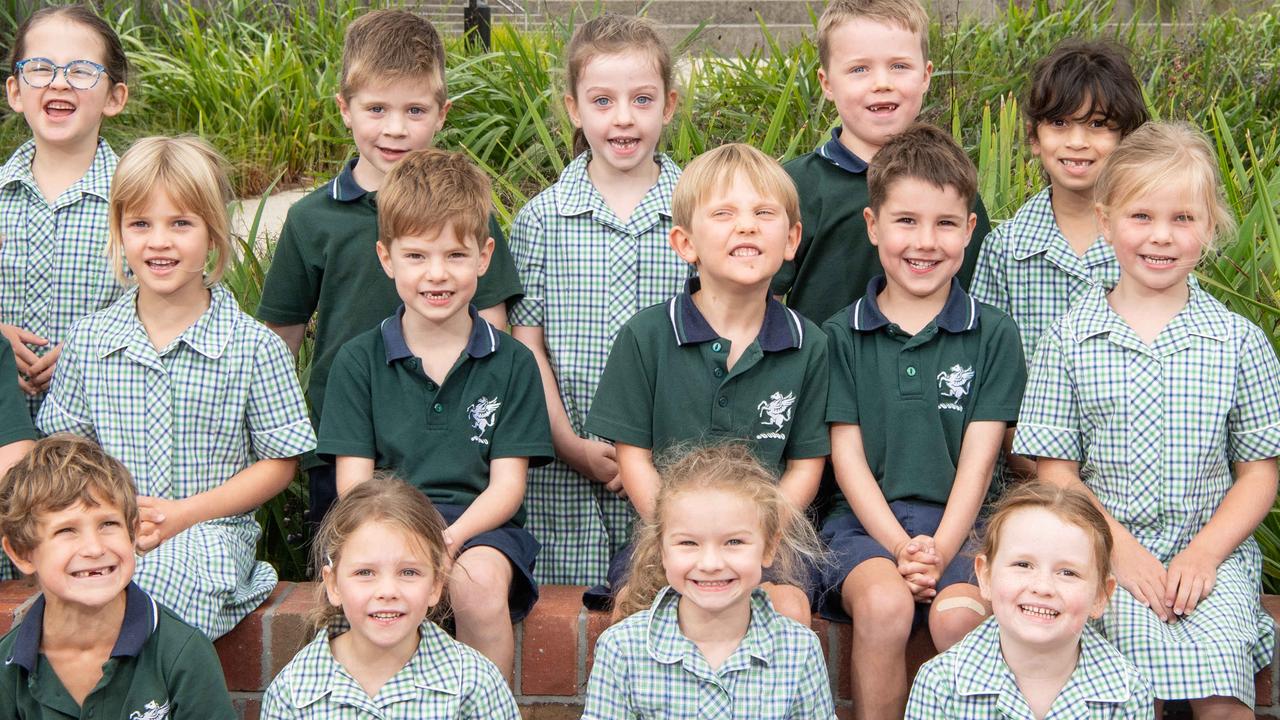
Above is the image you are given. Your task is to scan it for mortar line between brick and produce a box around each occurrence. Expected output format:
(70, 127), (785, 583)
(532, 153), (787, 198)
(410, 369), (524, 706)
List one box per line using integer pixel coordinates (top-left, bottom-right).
(575, 605), (587, 697)
(514, 620), (524, 697)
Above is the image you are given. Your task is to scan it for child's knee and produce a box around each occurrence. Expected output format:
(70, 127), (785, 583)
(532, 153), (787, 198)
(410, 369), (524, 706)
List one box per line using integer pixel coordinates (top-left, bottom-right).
(763, 583), (811, 626)
(928, 588), (987, 650)
(450, 548), (514, 616)
(843, 573), (914, 638)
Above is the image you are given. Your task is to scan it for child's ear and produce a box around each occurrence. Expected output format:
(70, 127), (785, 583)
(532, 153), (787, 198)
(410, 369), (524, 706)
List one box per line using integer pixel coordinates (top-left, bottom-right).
(973, 553), (992, 603)
(921, 59), (934, 94)
(963, 211), (978, 247)
(783, 221), (802, 261)
(375, 240), (395, 279)
(1, 536), (34, 577)
(863, 207), (879, 246)
(335, 93), (354, 129)
(1027, 123), (1042, 156)
(102, 81), (128, 118)
(1090, 575), (1117, 619)
(669, 225), (699, 265)
(817, 67), (834, 101)
(563, 93), (582, 129)
(1095, 204), (1112, 242)
(662, 88), (678, 124)
(477, 236), (495, 276)
(5, 76), (22, 115)
(321, 563), (342, 608)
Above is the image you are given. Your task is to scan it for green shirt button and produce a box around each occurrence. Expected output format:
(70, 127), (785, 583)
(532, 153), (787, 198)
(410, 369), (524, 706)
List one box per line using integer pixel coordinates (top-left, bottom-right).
(426, 381), (437, 390)
(717, 396), (728, 407)
(712, 342), (723, 352)
(906, 366), (917, 377)
(713, 368), (724, 378)
(432, 403), (444, 413)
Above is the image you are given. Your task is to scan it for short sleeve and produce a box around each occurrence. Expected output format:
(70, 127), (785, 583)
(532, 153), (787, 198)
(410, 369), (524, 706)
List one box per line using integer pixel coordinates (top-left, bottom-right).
(584, 323), (655, 448)
(489, 341), (554, 466)
(1227, 324), (1280, 461)
(473, 214), (525, 311)
(167, 629), (237, 719)
(1120, 666), (1155, 719)
(1012, 324), (1082, 461)
(823, 317), (860, 426)
(36, 326), (95, 439)
(969, 312), (1026, 423)
(784, 329), (831, 458)
(904, 655), (955, 720)
(957, 194), (993, 291)
(255, 211), (320, 326)
(787, 631), (836, 719)
(581, 630), (638, 720)
(508, 202), (546, 327)
(246, 330), (316, 459)
(0, 344), (35, 445)
(458, 652), (521, 719)
(315, 342), (377, 461)
(259, 676), (298, 720)
(968, 223), (1010, 312)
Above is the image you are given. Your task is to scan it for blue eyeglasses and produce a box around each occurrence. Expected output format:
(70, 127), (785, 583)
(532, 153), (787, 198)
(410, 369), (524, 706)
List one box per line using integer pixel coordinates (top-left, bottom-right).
(13, 58), (107, 90)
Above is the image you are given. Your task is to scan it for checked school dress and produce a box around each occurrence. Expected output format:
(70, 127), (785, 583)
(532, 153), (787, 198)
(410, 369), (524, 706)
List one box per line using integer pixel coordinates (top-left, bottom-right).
(37, 285), (316, 639)
(1014, 282), (1280, 704)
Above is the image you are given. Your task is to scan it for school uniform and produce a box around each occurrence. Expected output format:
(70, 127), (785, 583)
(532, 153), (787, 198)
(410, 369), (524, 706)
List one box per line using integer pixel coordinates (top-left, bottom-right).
(969, 188), (1121, 363)
(771, 128), (992, 324)
(0, 343), (36, 448)
(508, 150), (692, 585)
(261, 618), (520, 719)
(318, 304), (553, 620)
(906, 616), (1153, 719)
(0, 582), (235, 720)
(37, 285), (316, 639)
(1015, 281), (1280, 704)
(583, 586), (835, 719)
(255, 158), (523, 523)
(818, 277), (1026, 621)
(0, 138), (124, 418)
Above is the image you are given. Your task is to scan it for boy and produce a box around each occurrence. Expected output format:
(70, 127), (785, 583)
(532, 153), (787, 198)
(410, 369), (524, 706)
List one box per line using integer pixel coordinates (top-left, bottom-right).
(819, 124), (1025, 720)
(773, 0), (992, 324)
(256, 9), (523, 526)
(0, 435), (234, 718)
(317, 149), (552, 682)
(587, 144), (829, 623)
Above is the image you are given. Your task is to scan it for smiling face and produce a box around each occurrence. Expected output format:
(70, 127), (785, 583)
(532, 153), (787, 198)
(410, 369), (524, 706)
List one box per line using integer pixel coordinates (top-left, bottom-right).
(1031, 103), (1123, 199)
(819, 18), (932, 161)
(866, 176), (976, 305)
(1101, 180), (1208, 296)
(565, 51), (677, 178)
(337, 76), (450, 192)
(376, 223), (493, 328)
(120, 190), (213, 305)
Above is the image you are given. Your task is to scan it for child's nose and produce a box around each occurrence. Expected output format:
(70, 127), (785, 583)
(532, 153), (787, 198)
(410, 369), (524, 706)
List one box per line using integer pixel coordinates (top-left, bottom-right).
(697, 546), (725, 570)
(384, 111), (408, 136)
(1066, 122), (1089, 148)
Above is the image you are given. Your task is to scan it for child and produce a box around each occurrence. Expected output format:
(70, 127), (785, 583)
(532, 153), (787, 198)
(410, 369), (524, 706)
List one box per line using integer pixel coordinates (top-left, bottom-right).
(0, 6), (129, 418)
(906, 482), (1153, 718)
(583, 444), (834, 719)
(820, 123), (1027, 720)
(509, 14), (692, 586)
(1015, 122), (1280, 716)
(0, 435), (235, 718)
(772, 0), (992, 325)
(318, 148), (552, 680)
(37, 136), (316, 640)
(262, 477), (520, 719)
(255, 9), (523, 527)
(587, 143), (828, 622)
(970, 40), (1149, 363)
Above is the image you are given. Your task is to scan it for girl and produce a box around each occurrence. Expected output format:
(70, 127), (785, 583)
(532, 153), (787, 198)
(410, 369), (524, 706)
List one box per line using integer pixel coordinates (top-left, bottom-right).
(907, 482), (1153, 718)
(261, 477), (519, 719)
(508, 14), (692, 586)
(0, 6), (129, 420)
(37, 136), (316, 640)
(583, 444), (835, 719)
(1015, 122), (1280, 717)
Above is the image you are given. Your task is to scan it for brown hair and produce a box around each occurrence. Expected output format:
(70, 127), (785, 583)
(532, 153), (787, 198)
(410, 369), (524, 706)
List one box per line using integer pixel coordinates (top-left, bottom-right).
(108, 136), (234, 286)
(0, 434), (138, 560)
(817, 0), (929, 69)
(340, 9), (447, 105)
(564, 14), (674, 157)
(1094, 121), (1235, 251)
(311, 475), (450, 630)
(1026, 39), (1148, 142)
(377, 147), (491, 249)
(614, 443), (824, 619)
(672, 143), (800, 229)
(980, 481), (1112, 591)
(11, 5), (128, 86)
(867, 122), (976, 212)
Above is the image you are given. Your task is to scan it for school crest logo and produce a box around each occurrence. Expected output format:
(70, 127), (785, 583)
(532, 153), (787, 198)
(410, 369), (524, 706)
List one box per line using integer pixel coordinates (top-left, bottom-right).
(468, 397), (502, 445)
(756, 391), (796, 440)
(129, 700), (169, 720)
(937, 364), (975, 412)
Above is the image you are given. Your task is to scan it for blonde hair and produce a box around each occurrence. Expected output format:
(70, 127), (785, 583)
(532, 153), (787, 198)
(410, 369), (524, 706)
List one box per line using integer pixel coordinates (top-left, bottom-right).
(108, 136), (233, 286)
(340, 9), (447, 105)
(980, 481), (1112, 592)
(817, 0), (930, 68)
(377, 148), (491, 249)
(0, 434), (138, 560)
(614, 443), (824, 619)
(1094, 121), (1236, 251)
(311, 475), (450, 630)
(672, 143), (801, 229)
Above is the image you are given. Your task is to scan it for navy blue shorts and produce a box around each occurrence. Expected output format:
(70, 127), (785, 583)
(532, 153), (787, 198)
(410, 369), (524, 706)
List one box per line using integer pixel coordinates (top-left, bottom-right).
(816, 500), (978, 624)
(434, 503), (540, 622)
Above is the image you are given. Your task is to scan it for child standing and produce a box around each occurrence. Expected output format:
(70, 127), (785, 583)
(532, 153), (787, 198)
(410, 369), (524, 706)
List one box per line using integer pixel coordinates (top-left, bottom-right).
(262, 477), (519, 719)
(1016, 122), (1280, 717)
(907, 482), (1152, 718)
(0, 6), (129, 418)
(37, 137), (316, 640)
(255, 9), (523, 527)
(510, 14), (692, 585)
(583, 444), (834, 719)
(820, 124), (1026, 720)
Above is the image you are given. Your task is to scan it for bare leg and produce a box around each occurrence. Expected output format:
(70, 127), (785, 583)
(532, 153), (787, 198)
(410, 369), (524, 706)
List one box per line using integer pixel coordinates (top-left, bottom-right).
(450, 546), (516, 683)
(762, 582), (812, 626)
(1188, 696), (1253, 720)
(927, 583), (987, 652)
(844, 558), (915, 720)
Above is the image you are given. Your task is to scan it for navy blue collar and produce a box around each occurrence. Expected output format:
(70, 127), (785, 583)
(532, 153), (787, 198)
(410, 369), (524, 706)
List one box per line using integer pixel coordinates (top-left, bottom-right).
(381, 304), (500, 364)
(668, 277), (806, 352)
(8, 582), (158, 673)
(331, 158), (369, 202)
(817, 127), (869, 174)
(848, 276), (980, 333)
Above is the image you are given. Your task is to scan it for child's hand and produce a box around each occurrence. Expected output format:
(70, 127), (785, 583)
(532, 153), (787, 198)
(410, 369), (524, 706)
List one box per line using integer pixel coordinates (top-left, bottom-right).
(134, 496), (193, 553)
(1112, 535), (1171, 622)
(1165, 545), (1218, 618)
(574, 438), (623, 495)
(895, 536), (939, 601)
(24, 343), (60, 393)
(442, 528), (459, 575)
(0, 323), (48, 395)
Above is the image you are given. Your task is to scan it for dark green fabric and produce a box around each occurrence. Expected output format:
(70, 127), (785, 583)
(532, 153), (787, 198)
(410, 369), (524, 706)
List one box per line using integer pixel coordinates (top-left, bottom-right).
(0, 343), (35, 445)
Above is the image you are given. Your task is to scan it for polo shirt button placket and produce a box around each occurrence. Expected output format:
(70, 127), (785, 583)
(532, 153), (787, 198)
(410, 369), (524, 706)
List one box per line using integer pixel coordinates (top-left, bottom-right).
(433, 403), (444, 414)
(713, 367), (724, 378)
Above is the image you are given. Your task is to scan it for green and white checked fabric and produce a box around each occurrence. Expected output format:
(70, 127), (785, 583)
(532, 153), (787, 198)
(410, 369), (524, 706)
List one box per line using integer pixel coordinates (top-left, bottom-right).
(969, 188), (1119, 364)
(37, 284), (316, 639)
(0, 138), (124, 418)
(583, 586), (836, 719)
(1014, 282), (1280, 703)
(261, 618), (519, 719)
(907, 617), (1153, 719)
(509, 152), (692, 584)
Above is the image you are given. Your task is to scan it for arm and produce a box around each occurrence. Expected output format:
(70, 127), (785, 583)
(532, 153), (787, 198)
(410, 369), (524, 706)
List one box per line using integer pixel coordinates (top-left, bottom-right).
(335, 455), (376, 496)
(931, 421), (1005, 566)
(477, 304), (508, 331)
(0, 440), (32, 477)
(445, 456), (527, 551)
(778, 457), (824, 514)
(167, 631), (237, 720)
(137, 457), (297, 551)
(263, 321), (306, 356)
(0, 323), (48, 395)
(617, 443), (660, 520)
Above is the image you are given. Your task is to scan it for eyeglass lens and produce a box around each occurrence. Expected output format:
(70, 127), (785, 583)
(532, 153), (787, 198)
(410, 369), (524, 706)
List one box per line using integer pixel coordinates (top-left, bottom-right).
(20, 60), (102, 89)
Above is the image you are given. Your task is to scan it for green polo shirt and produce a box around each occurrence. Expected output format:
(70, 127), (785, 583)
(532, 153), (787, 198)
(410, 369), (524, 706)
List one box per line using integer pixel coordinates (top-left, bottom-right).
(586, 279), (829, 475)
(823, 277), (1025, 515)
(255, 159), (523, 465)
(0, 583), (235, 720)
(772, 128), (992, 324)
(0, 343), (36, 446)
(317, 305), (553, 523)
